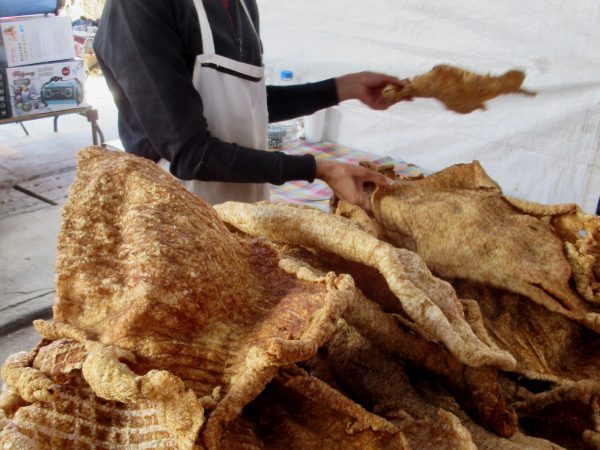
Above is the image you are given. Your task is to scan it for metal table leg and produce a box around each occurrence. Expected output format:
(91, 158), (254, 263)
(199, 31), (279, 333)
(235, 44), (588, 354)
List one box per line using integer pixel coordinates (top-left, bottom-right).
(18, 121), (29, 136)
(84, 109), (104, 145)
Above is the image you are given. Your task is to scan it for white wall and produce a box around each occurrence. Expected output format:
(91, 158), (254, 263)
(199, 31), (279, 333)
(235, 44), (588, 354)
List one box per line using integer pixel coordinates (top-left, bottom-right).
(258, 0), (600, 212)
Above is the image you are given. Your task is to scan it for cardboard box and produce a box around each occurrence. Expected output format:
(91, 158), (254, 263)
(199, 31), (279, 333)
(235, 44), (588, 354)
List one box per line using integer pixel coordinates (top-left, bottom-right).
(5, 59), (86, 118)
(0, 69), (11, 119)
(0, 16), (75, 68)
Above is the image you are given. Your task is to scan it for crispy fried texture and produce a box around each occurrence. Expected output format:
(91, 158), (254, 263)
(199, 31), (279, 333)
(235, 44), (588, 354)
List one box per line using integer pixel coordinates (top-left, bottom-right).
(453, 281), (600, 385)
(276, 245), (517, 437)
(311, 319), (480, 449)
(217, 201), (516, 370)
(1, 350), (57, 404)
(364, 160), (600, 446)
(216, 201), (515, 371)
(32, 338), (87, 380)
(504, 196), (600, 305)
(415, 376), (567, 450)
(0, 371), (183, 449)
(370, 161), (600, 332)
(382, 64), (535, 113)
(242, 365), (408, 449)
(3, 147), (355, 449)
(306, 320), (558, 449)
(32, 320), (87, 342)
(5, 147), (594, 449)
(3, 336), (203, 450)
(0, 385), (28, 420)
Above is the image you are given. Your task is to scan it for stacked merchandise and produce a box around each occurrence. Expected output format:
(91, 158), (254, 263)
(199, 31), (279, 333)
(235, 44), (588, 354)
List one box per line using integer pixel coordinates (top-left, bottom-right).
(0, 1), (87, 119)
(73, 18), (99, 74)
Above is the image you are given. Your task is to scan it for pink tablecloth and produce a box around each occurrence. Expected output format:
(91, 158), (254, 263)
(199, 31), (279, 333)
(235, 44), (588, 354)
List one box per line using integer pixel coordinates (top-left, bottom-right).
(270, 140), (424, 211)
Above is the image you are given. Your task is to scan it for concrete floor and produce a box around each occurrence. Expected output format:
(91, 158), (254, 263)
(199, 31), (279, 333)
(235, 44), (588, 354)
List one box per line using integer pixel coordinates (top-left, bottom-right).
(0, 75), (119, 367)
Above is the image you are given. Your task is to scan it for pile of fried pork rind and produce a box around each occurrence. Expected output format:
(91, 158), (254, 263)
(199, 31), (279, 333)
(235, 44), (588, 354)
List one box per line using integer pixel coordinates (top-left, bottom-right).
(1, 147), (599, 449)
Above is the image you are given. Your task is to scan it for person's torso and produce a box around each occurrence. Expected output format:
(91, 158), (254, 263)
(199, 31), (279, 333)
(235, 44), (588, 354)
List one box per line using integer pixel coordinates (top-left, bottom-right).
(161, 0), (271, 204)
(96, 0), (263, 71)
(94, 0), (264, 162)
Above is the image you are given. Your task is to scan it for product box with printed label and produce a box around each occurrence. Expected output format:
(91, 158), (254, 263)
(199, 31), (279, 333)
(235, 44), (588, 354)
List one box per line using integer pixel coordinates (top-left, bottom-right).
(0, 15), (75, 68)
(5, 59), (86, 117)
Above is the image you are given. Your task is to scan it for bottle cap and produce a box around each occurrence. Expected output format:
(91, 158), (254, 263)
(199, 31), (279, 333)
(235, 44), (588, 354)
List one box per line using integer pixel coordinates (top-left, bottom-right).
(280, 70), (294, 80)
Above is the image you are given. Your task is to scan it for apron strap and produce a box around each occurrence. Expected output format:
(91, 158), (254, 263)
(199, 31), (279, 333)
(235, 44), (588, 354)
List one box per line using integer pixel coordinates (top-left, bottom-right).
(192, 0), (260, 58)
(238, 0), (259, 41)
(191, 0), (216, 56)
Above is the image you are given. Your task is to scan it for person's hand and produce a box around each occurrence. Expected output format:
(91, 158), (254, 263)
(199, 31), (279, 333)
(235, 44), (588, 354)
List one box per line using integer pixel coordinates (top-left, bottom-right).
(335, 71), (412, 110)
(315, 159), (389, 212)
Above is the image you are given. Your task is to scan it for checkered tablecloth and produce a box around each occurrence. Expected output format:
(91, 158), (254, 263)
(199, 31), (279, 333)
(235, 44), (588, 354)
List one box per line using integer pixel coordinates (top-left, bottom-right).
(270, 140), (424, 211)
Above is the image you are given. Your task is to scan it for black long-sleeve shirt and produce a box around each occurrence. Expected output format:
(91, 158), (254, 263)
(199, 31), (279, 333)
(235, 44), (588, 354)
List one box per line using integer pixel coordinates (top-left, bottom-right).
(94, 0), (340, 184)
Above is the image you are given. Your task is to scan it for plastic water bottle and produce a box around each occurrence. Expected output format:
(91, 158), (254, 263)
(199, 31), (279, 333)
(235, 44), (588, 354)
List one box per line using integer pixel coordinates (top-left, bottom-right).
(278, 71), (304, 143)
(268, 70), (304, 149)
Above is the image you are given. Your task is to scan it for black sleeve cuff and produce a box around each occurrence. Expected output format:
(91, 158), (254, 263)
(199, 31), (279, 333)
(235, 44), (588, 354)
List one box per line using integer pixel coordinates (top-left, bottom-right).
(280, 153), (317, 185)
(311, 77), (340, 107)
(267, 78), (340, 123)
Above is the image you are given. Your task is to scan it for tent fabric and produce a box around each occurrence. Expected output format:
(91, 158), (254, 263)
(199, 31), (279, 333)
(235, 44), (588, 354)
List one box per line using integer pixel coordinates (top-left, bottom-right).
(258, 0), (600, 212)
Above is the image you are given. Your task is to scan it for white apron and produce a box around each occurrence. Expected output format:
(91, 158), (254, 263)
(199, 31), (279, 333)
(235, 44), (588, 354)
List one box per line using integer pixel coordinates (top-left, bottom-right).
(160, 0), (270, 205)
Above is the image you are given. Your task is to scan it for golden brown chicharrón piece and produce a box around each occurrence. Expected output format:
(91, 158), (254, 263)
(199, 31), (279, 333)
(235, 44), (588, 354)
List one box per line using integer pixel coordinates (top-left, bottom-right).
(370, 161), (600, 333)
(382, 64), (535, 113)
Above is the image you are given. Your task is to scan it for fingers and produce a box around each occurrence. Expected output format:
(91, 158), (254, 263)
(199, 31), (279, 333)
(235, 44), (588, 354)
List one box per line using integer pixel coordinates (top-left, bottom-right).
(372, 98), (394, 110)
(361, 91), (397, 110)
(316, 160), (388, 212)
(338, 178), (371, 213)
(387, 77), (409, 92)
(361, 168), (389, 187)
(338, 71), (411, 107)
(362, 71), (406, 88)
(350, 166), (388, 213)
(365, 77), (412, 109)
(357, 194), (373, 213)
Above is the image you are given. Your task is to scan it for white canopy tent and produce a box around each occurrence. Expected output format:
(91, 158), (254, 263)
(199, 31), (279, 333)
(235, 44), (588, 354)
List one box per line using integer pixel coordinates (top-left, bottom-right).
(259, 0), (600, 212)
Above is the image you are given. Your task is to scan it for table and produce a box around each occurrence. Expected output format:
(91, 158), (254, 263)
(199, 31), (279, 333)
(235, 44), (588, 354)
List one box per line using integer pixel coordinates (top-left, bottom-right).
(0, 106), (104, 146)
(270, 140), (424, 211)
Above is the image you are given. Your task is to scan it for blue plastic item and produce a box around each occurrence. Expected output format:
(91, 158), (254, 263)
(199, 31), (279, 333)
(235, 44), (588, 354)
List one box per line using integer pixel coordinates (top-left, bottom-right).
(0, 0), (58, 18)
(280, 70), (294, 81)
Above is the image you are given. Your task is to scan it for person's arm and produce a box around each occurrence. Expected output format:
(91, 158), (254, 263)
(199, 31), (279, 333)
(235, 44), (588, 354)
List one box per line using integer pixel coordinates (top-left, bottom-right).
(267, 78), (338, 123)
(267, 71), (410, 121)
(94, 0), (314, 185)
(266, 71), (408, 209)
